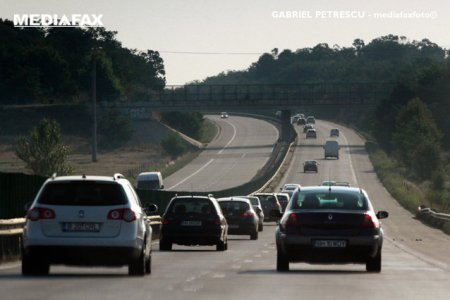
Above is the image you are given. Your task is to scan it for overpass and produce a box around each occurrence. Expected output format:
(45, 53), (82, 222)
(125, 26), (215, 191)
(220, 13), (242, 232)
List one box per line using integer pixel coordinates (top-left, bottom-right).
(115, 82), (393, 141)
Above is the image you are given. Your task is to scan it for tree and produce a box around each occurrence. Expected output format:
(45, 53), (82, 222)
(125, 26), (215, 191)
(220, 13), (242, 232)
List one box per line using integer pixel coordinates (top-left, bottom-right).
(15, 118), (73, 176)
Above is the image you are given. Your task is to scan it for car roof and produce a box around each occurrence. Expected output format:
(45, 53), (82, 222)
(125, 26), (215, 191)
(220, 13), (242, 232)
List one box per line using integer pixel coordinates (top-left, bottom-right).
(297, 186), (363, 193)
(46, 174), (125, 183)
(217, 197), (251, 204)
(171, 195), (216, 201)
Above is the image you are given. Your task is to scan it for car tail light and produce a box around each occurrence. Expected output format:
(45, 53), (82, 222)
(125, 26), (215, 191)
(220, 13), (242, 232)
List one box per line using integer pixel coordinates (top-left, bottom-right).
(284, 213), (298, 227)
(361, 213), (379, 228)
(213, 216), (221, 225)
(241, 211), (255, 217)
(162, 217), (169, 225)
(27, 207), (56, 221)
(107, 208), (137, 222)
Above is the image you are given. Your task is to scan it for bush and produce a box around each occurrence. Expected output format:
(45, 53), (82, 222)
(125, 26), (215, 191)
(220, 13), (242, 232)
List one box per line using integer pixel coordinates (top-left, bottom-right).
(161, 134), (187, 159)
(15, 118), (73, 176)
(161, 112), (204, 140)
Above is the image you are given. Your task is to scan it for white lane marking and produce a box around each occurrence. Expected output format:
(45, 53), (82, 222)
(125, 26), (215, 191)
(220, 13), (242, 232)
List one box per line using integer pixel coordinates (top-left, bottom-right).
(166, 159), (215, 190)
(218, 121), (237, 154)
(340, 131), (358, 185)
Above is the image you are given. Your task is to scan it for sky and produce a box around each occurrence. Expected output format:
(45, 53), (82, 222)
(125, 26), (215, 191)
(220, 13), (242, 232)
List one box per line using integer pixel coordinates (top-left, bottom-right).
(2, 0), (450, 85)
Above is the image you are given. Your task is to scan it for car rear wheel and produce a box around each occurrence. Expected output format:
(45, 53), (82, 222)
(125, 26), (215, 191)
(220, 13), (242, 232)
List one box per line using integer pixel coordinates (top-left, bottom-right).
(159, 239), (172, 251)
(250, 229), (258, 240)
(145, 252), (152, 274)
(22, 253), (49, 276)
(258, 222), (263, 232)
(366, 248), (382, 272)
(129, 248), (146, 276)
(276, 251), (289, 272)
(216, 239), (227, 251)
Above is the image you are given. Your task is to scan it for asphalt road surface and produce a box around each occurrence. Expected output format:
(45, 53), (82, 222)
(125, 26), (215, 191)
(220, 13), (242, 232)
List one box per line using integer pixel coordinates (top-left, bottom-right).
(0, 119), (449, 300)
(164, 115), (279, 192)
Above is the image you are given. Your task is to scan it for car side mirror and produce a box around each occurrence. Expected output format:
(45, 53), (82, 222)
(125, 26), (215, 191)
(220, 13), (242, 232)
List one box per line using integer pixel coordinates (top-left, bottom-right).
(144, 203), (158, 214)
(160, 185), (164, 189)
(256, 207), (262, 213)
(376, 211), (389, 219)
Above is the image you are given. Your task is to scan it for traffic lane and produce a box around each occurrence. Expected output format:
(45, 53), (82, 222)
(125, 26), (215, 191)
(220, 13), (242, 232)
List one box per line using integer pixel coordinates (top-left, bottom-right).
(0, 223), (279, 300)
(323, 120), (450, 268)
(165, 115), (278, 192)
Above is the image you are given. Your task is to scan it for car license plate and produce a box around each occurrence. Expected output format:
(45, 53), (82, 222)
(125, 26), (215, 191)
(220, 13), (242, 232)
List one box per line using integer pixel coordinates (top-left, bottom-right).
(62, 222), (101, 232)
(181, 220), (202, 226)
(313, 240), (347, 248)
(228, 224), (239, 229)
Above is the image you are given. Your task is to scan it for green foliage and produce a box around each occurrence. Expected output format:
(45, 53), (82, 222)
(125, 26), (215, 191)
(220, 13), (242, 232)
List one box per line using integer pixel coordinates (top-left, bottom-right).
(15, 118), (73, 176)
(161, 134), (187, 159)
(0, 19), (165, 104)
(161, 112), (204, 140)
(98, 106), (133, 148)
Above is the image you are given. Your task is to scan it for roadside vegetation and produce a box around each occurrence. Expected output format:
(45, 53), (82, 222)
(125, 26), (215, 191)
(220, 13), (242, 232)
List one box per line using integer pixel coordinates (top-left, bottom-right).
(201, 34), (450, 223)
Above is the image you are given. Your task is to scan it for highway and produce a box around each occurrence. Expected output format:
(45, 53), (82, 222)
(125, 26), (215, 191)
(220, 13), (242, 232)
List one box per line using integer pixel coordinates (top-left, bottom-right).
(0, 119), (449, 299)
(164, 115), (279, 192)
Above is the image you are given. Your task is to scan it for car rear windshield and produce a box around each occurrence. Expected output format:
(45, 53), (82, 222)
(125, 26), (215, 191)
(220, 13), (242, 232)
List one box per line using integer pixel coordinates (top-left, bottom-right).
(38, 181), (127, 206)
(219, 201), (249, 213)
(169, 199), (216, 215)
(248, 197), (259, 206)
(257, 195), (277, 204)
(292, 191), (368, 210)
(277, 195), (289, 203)
(137, 180), (160, 189)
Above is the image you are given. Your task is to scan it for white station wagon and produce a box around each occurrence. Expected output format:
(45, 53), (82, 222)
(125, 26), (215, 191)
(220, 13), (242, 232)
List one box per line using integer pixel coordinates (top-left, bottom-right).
(22, 173), (155, 276)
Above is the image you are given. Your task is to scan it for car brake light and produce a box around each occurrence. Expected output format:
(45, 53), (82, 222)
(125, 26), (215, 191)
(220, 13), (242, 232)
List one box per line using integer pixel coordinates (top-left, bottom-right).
(241, 211), (255, 217)
(284, 213), (298, 227)
(213, 217), (221, 225)
(361, 213), (379, 228)
(27, 207), (56, 221)
(107, 208), (137, 222)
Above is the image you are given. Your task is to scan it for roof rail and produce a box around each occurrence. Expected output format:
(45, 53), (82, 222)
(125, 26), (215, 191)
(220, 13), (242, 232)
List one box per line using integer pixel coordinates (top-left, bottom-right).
(208, 194), (214, 198)
(113, 173), (125, 180)
(51, 173), (57, 180)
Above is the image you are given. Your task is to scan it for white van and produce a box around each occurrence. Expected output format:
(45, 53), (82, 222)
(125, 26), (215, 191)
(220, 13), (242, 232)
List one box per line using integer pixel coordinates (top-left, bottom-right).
(137, 172), (164, 190)
(324, 140), (340, 159)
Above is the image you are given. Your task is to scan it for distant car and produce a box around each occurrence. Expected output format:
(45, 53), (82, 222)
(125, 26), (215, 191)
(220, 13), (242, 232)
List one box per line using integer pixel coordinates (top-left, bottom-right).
(296, 118), (306, 125)
(324, 140), (340, 159)
(281, 183), (302, 191)
(136, 171), (164, 190)
(220, 112), (229, 118)
(303, 160), (318, 173)
(160, 195), (228, 251)
(275, 193), (290, 212)
(306, 116), (315, 124)
(330, 128), (340, 137)
(321, 180), (336, 186)
(236, 196), (264, 231)
(303, 124), (314, 133)
(336, 182), (351, 187)
(273, 186), (389, 272)
(253, 193), (282, 222)
(22, 173), (156, 276)
(305, 129), (317, 139)
(218, 198), (259, 240)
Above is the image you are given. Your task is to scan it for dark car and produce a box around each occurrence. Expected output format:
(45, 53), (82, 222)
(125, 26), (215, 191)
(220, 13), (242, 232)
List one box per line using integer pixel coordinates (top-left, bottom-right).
(303, 160), (318, 173)
(218, 198), (259, 240)
(306, 116), (315, 124)
(236, 196), (264, 231)
(160, 195), (228, 251)
(254, 193), (282, 222)
(303, 124), (314, 133)
(273, 186), (389, 272)
(305, 129), (317, 139)
(297, 118), (306, 125)
(330, 128), (340, 137)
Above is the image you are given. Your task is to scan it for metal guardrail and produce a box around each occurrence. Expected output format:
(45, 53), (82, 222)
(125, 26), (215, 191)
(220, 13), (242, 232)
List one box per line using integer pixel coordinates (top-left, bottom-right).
(417, 207), (450, 221)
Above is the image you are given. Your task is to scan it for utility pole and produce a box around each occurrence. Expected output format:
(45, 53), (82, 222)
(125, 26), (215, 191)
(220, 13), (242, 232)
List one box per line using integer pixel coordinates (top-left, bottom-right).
(91, 48), (98, 162)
